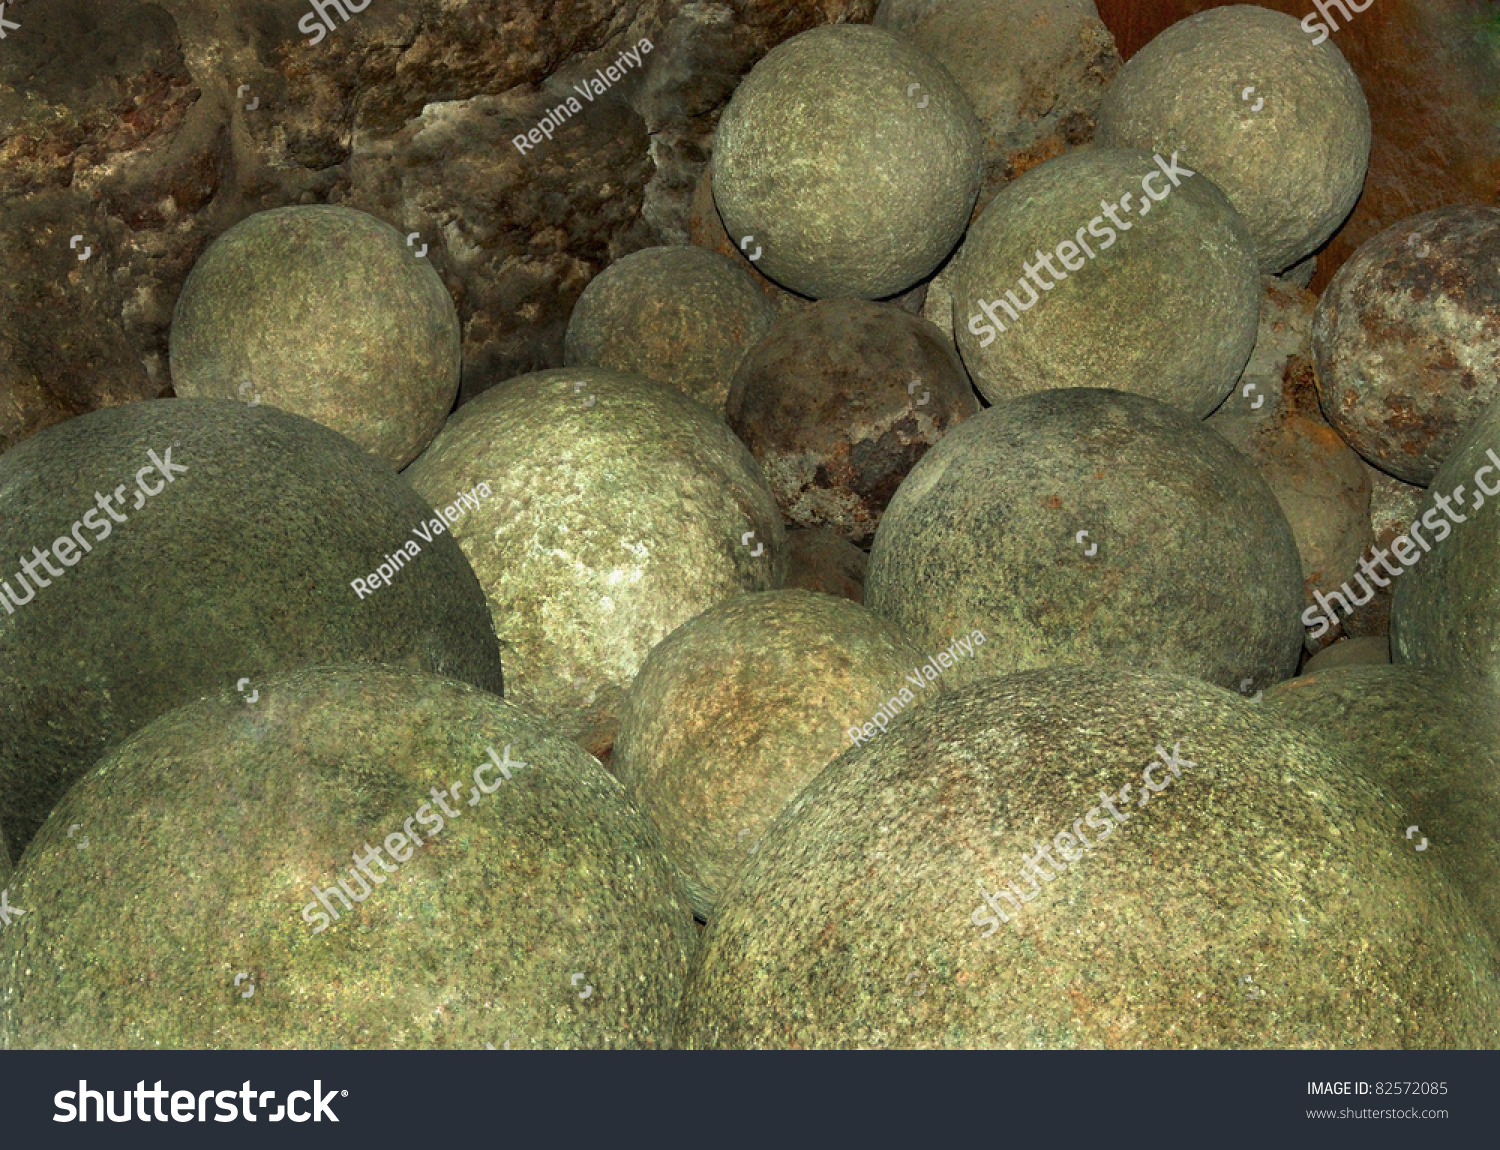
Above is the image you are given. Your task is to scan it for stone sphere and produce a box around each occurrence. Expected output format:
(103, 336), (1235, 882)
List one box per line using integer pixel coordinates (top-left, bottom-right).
(676, 668), (1499, 1048)
(712, 24), (982, 299)
(1313, 206), (1500, 485)
(727, 299), (978, 545)
(783, 528), (868, 604)
(403, 368), (785, 759)
(1096, 5), (1370, 274)
(0, 400), (503, 862)
(951, 147), (1259, 416)
(1264, 665), (1500, 948)
(865, 388), (1304, 692)
(564, 246), (777, 414)
(0, 665), (695, 1048)
(169, 205), (461, 470)
(613, 590), (930, 919)
(1302, 636), (1389, 675)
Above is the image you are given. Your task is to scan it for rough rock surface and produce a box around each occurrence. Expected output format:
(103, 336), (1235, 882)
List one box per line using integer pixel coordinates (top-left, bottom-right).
(727, 299), (978, 546)
(0, 665), (695, 1049)
(1301, 636), (1389, 676)
(612, 590), (929, 919)
(0, 399), (503, 861)
(677, 668), (1500, 1048)
(404, 367), (785, 759)
(866, 388), (1304, 692)
(783, 527), (869, 603)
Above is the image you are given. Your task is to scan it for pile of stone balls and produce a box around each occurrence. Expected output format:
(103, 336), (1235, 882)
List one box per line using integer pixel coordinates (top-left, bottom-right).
(1, 3), (1497, 1050)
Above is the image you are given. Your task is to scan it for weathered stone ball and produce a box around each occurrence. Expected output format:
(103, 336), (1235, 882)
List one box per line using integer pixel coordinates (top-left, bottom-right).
(0, 400), (503, 862)
(1390, 398), (1500, 689)
(866, 388), (1304, 692)
(952, 147), (1259, 416)
(1302, 635), (1389, 675)
(712, 25), (982, 299)
(1264, 665), (1500, 947)
(0, 665), (694, 1048)
(783, 527), (868, 604)
(404, 368), (785, 759)
(613, 590), (929, 919)
(169, 205), (461, 470)
(1096, 5), (1371, 274)
(688, 162), (809, 316)
(676, 668), (1499, 1048)
(726, 299), (979, 545)
(1313, 206), (1500, 485)
(564, 246), (777, 414)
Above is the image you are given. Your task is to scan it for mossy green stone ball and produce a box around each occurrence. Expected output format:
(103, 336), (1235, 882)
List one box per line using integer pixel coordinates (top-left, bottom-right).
(170, 205), (461, 469)
(712, 24), (982, 300)
(951, 147), (1259, 416)
(0, 665), (695, 1049)
(676, 668), (1500, 1048)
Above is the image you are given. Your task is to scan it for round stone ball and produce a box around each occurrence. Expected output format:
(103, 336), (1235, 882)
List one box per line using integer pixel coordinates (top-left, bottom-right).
(676, 667), (1500, 1048)
(1264, 664), (1500, 948)
(951, 146), (1259, 416)
(865, 388), (1304, 692)
(727, 299), (979, 546)
(170, 205), (461, 470)
(1095, 5), (1371, 274)
(1302, 635), (1389, 675)
(783, 527), (868, 604)
(0, 400), (503, 863)
(0, 665), (695, 1049)
(1313, 206), (1500, 485)
(564, 246), (778, 414)
(712, 24), (982, 300)
(612, 590), (930, 919)
(403, 368), (786, 759)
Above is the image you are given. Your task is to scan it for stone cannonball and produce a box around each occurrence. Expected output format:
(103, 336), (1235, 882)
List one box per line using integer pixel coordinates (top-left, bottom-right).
(169, 205), (461, 470)
(676, 667), (1500, 1048)
(712, 24), (982, 300)
(1313, 206), (1500, 485)
(0, 665), (695, 1048)
(865, 388), (1304, 692)
(0, 400), (503, 863)
(1095, 4), (1371, 274)
(404, 368), (786, 759)
(951, 147), (1259, 416)
(564, 246), (777, 415)
(726, 299), (979, 546)
(612, 590), (930, 919)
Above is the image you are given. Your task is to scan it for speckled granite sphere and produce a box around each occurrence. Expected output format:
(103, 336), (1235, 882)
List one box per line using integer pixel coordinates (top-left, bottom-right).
(1313, 206), (1500, 485)
(404, 368), (785, 759)
(712, 25), (982, 299)
(0, 400), (503, 863)
(613, 590), (930, 919)
(952, 147), (1259, 415)
(1096, 5), (1370, 274)
(866, 389), (1303, 692)
(677, 668), (1500, 1048)
(727, 299), (978, 545)
(1302, 636), (1389, 675)
(1265, 665), (1500, 947)
(564, 246), (777, 414)
(0, 666), (694, 1049)
(170, 205), (461, 470)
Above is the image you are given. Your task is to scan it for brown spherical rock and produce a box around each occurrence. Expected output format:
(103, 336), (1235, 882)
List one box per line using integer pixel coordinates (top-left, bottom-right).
(783, 528), (868, 604)
(727, 299), (979, 546)
(169, 205), (461, 470)
(866, 388), (1304, 692)
(1096, 5), (1371, 274)
(613, 590), (930, 919)
(564, 246), (778, 414)
(0, 665), (695, 1049)
(1313, 206), (1500, 485)
(403, 368), (786, 759)
(677, 667), (1500, 1048)
(1302, 636), (1389, 675)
